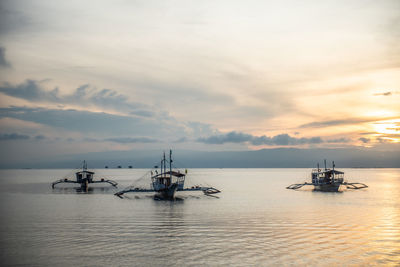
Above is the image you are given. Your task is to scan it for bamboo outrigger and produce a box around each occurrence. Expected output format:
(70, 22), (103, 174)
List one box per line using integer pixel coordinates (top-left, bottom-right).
(287, 160), (368, 192)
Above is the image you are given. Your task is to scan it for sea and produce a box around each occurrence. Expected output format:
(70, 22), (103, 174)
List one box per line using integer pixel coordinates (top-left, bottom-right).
(0, 168), (399, 266)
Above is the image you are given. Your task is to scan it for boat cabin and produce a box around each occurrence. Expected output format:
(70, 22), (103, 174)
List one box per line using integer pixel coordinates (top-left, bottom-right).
(76, 170), (95, 183)
(151, 170), (186, 191)
(312, 169), (344, 185)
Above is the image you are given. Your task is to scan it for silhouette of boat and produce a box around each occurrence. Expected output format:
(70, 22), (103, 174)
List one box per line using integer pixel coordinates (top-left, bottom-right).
(115, 150), (220, 199)
(287, 160), (368, 192)
(52, 161), (117, 190)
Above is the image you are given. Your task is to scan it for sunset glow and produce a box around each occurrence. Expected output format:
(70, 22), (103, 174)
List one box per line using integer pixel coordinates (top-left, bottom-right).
(0, 0), (399, 165)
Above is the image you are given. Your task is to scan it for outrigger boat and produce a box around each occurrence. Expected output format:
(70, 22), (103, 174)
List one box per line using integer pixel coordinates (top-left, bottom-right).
(287, 160), (368, 192)
(52, 161), (118, 190)
(115, 150), (221, 199)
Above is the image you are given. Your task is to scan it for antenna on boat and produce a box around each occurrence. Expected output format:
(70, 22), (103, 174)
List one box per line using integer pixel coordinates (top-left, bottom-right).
(83, 160), (87, 171)
(332, 161), (335, 171)
(324, 159), (327, 171)
(317, 163), (320, 172)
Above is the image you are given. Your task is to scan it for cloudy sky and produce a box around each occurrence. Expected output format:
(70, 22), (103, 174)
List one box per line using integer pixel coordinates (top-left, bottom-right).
(0, 0), (399, 164)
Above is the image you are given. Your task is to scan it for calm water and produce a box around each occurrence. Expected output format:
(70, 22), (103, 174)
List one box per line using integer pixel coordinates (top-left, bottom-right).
(0, 168), (399, 266)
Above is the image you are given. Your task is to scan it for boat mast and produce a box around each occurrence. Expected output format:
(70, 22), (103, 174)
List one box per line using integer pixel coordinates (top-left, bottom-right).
(324, 159), (327, 171)
(163, 151), (166, 174)
(169, 150), (172, 179)
(83, 160), (87, 171)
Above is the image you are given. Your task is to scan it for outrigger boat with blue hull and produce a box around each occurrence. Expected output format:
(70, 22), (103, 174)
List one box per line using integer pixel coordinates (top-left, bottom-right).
(115, 150), (221, 199)
(287, 160), (368, 192)
(52, 161), (118, 190)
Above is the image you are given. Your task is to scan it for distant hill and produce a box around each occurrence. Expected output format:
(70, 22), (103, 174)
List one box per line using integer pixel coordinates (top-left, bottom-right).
(4, 148), (399, 169)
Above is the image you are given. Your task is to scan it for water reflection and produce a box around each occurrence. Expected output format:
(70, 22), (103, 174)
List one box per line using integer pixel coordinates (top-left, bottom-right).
(0, 168), (399, 266)
(52, 186), (116, 194)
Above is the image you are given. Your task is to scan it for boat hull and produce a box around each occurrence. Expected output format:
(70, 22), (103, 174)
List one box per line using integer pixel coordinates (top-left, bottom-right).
(155, 183), (179, 200)
(314, 183), (341, 192)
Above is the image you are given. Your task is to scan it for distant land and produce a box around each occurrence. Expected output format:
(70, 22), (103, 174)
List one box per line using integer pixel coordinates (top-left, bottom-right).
(2, 148), (399, 169)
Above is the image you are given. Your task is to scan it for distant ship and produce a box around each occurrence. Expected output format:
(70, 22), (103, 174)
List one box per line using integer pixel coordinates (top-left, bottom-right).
(287, 160), (368, 192)
(52, 161), (117, 190)
(115, 150), (220, 199)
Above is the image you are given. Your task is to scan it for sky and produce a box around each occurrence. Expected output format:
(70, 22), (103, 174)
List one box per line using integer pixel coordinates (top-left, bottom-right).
(0, 0), (399, 165)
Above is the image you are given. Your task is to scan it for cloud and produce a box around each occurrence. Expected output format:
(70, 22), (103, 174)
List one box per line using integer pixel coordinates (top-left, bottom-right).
(0, 80), (57, 101)
(299, 118), (372, 128)
(0, 133), (50, 142)
(104, 137), (159, 143)
(377, 133), (400, 139)
(374, 91), (393, 96)
(359, 137), (370, 143)
(0, 106), (185, 139)
(198, 131), (252, 145)
(0, 46), (11, 68)
(197, 131), (323, 146)
(326, 138), (351, 143)
(34, 135), (46, 140)
(0, 133), (29, 141)
(0, 3), (33, 36)
(185, 121), (216, 138)
(373, 90), (400, 96)
(299, 117), (399, 128)
(173, 137), (188, 143)
(0, 80), (154, 117)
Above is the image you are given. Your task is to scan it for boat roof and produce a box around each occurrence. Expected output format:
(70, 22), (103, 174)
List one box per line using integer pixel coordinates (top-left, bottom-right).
(323, 169), (344, 174)
(76, 170), (95, 174)
(154, 170), (185, 178)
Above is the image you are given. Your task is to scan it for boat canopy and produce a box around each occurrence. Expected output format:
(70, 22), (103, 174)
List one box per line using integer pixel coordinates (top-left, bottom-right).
(323, 169), (344, 175)
(153, 170), (185, 178)
(77, 170), (95, 175)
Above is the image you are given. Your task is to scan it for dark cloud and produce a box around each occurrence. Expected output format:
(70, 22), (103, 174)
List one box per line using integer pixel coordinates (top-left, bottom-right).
(0, 80), (154, 117)
(326, 138), (350, 143)
(374, 91), (392, 96)
(197, 131), (323, 146)
(0, 133), (29, 141)
(34, 135), (46, 140)
(0, 46), (11, 67)
(85, 136), (159, 143)
(373, 90), (400, 96)
(83, 137), (98, 142)
(0, 2), (33, 36)
(0, 80), (57, 100)
(198, 131), (252, 145)
(377, 137), (390, 143)
(0, 106), (183, 137)
(359, 137), (370, 143)
(104, 137), (158, 143)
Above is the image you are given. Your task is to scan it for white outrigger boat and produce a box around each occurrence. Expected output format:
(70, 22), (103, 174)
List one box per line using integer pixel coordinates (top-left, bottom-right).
(52, 161), (118, 190)
(115, 150), (220, 199)
(287, 160), (368, 192)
